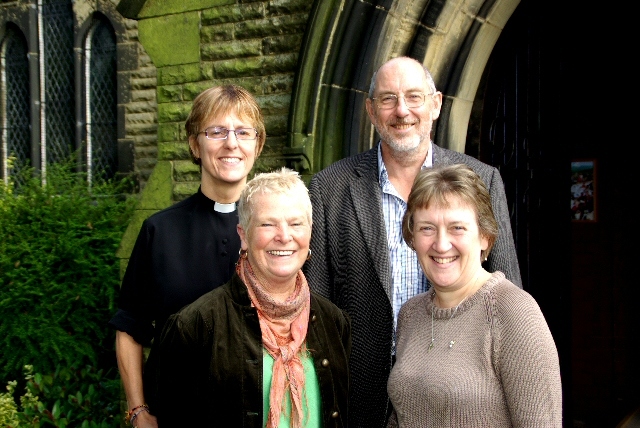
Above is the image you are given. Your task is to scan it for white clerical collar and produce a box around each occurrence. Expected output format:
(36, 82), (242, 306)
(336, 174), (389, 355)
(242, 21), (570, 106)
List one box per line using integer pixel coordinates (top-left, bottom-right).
(214, 202), (236, 213)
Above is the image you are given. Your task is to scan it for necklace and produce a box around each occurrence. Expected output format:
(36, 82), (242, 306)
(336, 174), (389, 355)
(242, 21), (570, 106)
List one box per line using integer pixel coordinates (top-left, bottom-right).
(428, 274), (482, 351)
(428, 294), (468, 350)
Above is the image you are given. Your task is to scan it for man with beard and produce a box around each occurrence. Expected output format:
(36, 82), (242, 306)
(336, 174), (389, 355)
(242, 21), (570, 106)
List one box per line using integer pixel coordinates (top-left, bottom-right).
(303, 56), (522, 428)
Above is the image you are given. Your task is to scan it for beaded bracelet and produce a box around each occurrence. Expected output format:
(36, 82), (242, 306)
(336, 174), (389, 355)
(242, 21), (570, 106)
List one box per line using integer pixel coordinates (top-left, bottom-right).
(125, 404), (149, 425)
(130, 406), (150, 427)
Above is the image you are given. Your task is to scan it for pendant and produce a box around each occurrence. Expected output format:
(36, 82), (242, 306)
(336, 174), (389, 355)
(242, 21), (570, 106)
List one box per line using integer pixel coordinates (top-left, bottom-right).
(449, 340), (455, 349)
(428, 339), (434, 351)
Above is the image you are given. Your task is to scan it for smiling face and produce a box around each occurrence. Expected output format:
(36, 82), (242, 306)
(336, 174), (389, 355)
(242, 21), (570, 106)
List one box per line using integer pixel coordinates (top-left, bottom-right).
(189, 113), (258, 193)
(366, 57), (442, 155)
(411, 196), (489, 292)
(237, 191), (311, 290)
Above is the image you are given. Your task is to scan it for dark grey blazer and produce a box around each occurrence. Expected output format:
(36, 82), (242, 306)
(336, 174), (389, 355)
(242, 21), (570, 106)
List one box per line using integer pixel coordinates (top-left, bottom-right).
(303, 143), (522, 428)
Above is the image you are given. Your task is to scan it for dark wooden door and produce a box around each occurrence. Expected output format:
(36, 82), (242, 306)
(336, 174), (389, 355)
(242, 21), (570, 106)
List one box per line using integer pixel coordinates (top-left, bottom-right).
(468, 0), (573, 424)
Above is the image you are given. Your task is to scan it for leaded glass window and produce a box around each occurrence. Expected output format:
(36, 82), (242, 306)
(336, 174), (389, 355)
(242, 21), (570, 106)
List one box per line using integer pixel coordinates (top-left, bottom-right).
(86, 17), (117, 183)
(1, 1), (123, 185)
(43, 0), (74, 165)
(1, 27), (30, 186)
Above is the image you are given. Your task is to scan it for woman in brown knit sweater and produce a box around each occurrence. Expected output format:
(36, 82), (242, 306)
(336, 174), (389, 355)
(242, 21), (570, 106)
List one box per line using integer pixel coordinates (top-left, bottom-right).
(387, 164), (562, 427)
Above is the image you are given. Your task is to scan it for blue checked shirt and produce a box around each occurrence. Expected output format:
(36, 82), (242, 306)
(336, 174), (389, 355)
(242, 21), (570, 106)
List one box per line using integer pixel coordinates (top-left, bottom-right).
(377, 145), (431, 334)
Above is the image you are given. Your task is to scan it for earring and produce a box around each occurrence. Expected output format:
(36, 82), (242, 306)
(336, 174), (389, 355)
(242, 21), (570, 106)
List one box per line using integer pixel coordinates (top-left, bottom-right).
(306, 249), (312, 261)
(239, 249), (248, 259)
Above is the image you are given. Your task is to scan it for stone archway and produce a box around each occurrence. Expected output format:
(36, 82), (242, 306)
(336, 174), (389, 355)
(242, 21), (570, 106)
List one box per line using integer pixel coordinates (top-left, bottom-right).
(287, 0), (521, 174)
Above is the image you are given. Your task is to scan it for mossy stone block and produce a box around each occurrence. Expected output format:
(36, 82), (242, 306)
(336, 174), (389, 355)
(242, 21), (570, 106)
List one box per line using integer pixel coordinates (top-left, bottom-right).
(174, 160), (201, 182)
(201, 23), (234, 43)
(139, 160), (173, 210)
(158, 102), (192, 123)
(201, 3), (264, 25)
(158, 63), (203, 85)
(270, 0), (313, 14)
(183, 81), (218, 101)
(158, 141), (190, 161)
(138, 0), (235, 18)
(174, 181), (200, 201)
(138, 12), (200, 67)
(213, 57), (264, 78)
(157, 122), (181, 143)
(157, 85), (183, 103)
(264, 114), (288, 135)
(202, 39), (262, 61)
(236, 13), (308, 39)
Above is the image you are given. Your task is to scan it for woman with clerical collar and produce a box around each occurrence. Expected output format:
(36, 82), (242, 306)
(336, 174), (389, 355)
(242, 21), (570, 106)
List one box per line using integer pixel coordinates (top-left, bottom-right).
(108, 84), (266, 428)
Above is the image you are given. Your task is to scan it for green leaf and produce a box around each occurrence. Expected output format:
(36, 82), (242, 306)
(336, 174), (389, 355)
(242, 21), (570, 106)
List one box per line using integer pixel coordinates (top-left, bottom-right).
(51, 399), (61, 419)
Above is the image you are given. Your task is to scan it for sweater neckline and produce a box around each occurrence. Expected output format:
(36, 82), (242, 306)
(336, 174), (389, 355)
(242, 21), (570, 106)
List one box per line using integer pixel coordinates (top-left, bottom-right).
(427, 271), (504, 320)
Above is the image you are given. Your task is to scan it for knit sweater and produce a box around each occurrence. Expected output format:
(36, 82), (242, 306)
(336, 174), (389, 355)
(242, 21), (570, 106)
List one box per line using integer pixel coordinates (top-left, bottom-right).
(387, 272), (562, 427)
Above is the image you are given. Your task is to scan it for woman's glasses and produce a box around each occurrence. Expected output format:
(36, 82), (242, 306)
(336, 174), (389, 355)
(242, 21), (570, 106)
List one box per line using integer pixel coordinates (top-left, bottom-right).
(199, 127), (258, 140)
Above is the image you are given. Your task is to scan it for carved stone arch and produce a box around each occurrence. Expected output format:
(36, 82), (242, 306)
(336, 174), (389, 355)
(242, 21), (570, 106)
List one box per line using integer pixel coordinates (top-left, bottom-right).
(0, 10), (33, 52)
(408, 0), (521, 153)
(289, 0), (520, 173)
(74, 5), (127, 46)
(1, 7), (43, 173)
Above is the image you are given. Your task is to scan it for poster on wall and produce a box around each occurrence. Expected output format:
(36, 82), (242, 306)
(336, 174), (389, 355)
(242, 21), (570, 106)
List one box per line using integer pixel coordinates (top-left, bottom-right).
(570, 159), (596, 222)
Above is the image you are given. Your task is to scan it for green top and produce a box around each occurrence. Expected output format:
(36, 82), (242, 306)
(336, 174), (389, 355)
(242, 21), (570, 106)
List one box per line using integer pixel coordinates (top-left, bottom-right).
(263, 349), (321, 428)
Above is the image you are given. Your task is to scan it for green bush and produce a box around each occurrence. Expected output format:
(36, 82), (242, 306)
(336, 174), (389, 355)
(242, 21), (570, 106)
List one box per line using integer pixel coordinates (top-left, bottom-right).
(1, 364), (122, 427)
(0, 162), (137, 426)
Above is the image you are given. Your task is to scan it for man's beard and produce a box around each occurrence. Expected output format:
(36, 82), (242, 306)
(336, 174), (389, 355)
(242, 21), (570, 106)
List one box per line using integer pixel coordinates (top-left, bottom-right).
(376, 119), (430, 154)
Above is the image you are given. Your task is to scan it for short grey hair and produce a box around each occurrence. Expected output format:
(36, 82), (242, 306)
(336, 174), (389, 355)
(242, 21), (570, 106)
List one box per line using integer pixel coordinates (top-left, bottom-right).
(238, 167), (312, 230)
(368, 57), (437, 98)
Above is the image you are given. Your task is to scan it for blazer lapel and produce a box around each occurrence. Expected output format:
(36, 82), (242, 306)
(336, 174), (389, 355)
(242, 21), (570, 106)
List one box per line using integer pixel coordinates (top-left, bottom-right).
(350, 148), (392, 300)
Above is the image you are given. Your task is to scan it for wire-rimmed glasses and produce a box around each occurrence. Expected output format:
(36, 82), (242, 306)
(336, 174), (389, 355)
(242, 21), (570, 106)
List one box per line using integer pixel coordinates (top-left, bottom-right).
(371, 92), (433, 110)
(199, 127), (258, 140)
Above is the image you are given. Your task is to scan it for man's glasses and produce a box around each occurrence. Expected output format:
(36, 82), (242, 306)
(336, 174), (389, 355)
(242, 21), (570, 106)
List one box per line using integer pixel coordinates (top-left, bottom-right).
(199, 127), (258, 141)
(371, 92), (432, 110)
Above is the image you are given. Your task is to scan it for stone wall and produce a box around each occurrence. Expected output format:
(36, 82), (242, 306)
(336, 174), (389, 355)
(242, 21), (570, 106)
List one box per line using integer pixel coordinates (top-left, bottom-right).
(121, 19), (158, 190)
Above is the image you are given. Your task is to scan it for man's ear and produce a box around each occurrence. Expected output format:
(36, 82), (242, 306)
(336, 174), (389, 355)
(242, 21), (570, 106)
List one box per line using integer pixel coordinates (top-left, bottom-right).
(430, 92), (443, 121)
(365, 98), (376, 124)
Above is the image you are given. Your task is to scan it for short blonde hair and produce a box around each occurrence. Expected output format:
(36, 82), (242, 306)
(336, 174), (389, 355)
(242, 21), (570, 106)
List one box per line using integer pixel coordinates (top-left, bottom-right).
(185, 84), (266, 165)
(238, 167), (312, 230)
(402, 164), (498, 261)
